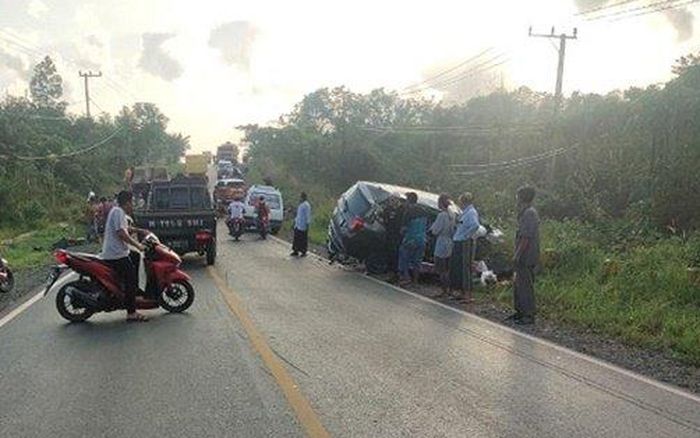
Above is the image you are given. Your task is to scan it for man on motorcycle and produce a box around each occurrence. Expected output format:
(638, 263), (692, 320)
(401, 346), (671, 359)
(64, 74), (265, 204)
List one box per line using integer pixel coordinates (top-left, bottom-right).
(102, 191), (148, 322)
(227, 198), (246, 240)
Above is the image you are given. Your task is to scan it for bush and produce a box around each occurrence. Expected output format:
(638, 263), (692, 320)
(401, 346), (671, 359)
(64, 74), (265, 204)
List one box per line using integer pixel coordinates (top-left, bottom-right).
(20, 200), (47, 226)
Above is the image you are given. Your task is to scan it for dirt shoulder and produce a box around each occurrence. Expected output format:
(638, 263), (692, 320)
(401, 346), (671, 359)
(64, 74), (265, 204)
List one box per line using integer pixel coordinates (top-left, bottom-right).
(275, 234), (700, 395)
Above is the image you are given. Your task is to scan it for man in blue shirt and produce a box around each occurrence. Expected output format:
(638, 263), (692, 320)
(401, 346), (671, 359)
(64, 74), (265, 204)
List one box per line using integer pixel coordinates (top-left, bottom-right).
(291, 192), (312, 257)
(451, 192), (480, 302)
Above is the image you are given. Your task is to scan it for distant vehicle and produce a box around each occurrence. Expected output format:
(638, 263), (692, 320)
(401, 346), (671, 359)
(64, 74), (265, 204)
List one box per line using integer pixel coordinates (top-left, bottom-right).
(214, 178), (247, 215)
(185, 154), (208, 177)
(217, 160), (243, 179)
(135, 175), (217, 265)
(217, 143), (237, 163)
(327, 181), (507, 275)
(243, 185), (284, 235)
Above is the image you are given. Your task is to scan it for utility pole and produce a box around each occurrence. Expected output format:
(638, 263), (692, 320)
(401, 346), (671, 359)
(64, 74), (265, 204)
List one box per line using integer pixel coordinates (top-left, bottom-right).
(528, 26), (577, 108)
(529, 27), (577, 187)
(79, 70), (102, 118)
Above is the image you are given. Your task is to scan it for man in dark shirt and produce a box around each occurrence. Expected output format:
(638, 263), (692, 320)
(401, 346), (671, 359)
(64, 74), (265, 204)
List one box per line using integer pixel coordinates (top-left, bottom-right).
(382, 195), (404, 279)
(510, 186), (540, 325)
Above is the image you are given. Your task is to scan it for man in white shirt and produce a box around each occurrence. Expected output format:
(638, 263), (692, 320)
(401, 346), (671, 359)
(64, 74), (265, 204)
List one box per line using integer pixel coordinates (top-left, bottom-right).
(291, 192), (311, 257)
(228, 198), (246, 221)
(227, 198), (246, 240)
(102, 191), (147, 322)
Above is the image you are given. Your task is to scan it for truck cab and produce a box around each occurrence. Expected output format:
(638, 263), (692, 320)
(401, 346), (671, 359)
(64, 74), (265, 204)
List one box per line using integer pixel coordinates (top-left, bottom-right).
(135, 175), (217, 265)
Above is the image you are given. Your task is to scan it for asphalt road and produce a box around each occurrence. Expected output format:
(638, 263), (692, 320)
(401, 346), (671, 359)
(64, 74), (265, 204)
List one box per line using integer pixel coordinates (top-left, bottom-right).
(1, 225), (699, 437)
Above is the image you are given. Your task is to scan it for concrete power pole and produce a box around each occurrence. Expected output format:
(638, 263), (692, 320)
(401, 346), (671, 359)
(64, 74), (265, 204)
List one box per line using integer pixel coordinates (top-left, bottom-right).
(79, 70), (102, 118)
(528, 27), (577, 187)
(528, 26), (577, 108)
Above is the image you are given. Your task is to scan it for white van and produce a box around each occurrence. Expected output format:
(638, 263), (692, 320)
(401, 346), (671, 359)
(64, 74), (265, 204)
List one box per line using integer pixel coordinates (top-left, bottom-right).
(243, 185), (284, 234)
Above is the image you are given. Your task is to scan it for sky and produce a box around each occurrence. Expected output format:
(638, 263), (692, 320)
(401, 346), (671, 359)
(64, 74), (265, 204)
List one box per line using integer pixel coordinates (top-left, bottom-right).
(0, 0), (699, 153)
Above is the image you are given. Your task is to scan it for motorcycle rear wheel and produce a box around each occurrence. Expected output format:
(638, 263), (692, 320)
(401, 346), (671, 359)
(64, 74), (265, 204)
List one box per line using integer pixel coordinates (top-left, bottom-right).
(56, 281), (94, 322)
(159, 279), (195, 313)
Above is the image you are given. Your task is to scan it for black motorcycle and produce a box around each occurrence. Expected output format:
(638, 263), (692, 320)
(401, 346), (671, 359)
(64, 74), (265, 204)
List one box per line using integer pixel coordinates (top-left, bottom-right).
(0, 257), (14, 294)
(227, 218), (244, 241)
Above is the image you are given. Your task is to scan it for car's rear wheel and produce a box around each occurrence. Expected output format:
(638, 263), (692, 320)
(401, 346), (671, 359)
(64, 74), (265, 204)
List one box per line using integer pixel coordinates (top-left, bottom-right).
(365, 253), (388, 275)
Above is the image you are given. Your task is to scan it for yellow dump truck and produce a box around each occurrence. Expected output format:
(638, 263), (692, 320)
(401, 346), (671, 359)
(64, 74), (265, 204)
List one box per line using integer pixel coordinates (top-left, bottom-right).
(185, 154), (208, 177)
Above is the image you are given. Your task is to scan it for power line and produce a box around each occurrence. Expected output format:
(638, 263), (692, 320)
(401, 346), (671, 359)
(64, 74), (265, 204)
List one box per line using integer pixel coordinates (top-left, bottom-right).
(608, 0), (700, 21)
(0, 28), (139, 104)
(2, 127), (123, 161)
(422, 54), (510, 91)
(575, 0), (643, 16)
(402, 53), (509, 95)
(402, 47), (494, 91)
(448, 148), (565, 169)
(450, 148), (570, 177)
(585, 0), (697, 21)
(89, 97), (107, 115)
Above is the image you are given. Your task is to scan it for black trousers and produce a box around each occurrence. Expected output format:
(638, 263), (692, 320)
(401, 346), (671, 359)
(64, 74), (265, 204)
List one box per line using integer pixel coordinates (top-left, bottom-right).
(293, 228), (308, 254)
(105, 256), (137, 313)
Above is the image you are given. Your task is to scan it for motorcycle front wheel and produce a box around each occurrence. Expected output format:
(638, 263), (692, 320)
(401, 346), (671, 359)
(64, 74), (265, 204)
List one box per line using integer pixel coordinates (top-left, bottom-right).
(159, 279), (195, 313)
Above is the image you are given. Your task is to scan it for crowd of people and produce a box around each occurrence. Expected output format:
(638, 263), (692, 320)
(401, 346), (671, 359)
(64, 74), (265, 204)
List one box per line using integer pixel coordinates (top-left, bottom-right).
(85, 192), (115, 244)
(388, 186), (540, 325)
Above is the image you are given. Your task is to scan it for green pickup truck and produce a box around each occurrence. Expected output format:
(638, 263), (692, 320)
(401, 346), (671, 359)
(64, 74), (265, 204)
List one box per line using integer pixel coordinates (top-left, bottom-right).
(135, 175), (217, 265)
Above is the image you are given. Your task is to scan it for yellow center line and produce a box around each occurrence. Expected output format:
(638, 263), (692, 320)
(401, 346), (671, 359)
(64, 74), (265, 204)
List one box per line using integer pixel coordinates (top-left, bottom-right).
(207, 267), (331, 438)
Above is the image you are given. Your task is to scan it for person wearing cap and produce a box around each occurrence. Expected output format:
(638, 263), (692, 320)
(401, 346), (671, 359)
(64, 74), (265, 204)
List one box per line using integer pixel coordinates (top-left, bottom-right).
(451, 192), (480, 303)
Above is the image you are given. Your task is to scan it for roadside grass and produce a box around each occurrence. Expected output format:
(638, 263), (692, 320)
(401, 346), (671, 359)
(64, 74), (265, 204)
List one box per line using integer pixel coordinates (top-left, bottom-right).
(0, 222), (84, 270)
(485, 220), (700, 365)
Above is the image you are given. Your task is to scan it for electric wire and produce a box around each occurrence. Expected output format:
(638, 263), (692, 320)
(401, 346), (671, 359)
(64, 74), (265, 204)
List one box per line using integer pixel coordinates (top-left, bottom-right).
(584, 0), (698, 21)
(402, 47), (494, 91)
(575, 0), (644, 16)
(0, 127), (122, 161)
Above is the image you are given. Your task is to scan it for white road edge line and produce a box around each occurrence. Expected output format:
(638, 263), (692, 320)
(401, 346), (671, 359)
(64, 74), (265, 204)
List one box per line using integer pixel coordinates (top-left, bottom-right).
(268, 235), (700, 404)
(0, 290), (44, 329)
(0, 272), (76, 330)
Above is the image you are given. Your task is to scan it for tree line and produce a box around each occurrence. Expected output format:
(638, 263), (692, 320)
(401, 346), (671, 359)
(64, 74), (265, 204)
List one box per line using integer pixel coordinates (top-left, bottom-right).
(0, 56), (189, 227)
(241, 59), (700, 230)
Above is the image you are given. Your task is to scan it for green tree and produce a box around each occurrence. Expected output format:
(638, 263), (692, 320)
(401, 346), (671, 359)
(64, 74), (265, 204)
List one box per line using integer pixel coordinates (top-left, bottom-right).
(29, 56), (64, 108)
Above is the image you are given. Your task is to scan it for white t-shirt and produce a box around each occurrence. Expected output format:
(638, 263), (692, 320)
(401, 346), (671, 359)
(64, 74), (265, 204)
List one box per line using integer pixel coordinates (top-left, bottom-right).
(101, 206), (130, 260)
(228, 201), (245, 219)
